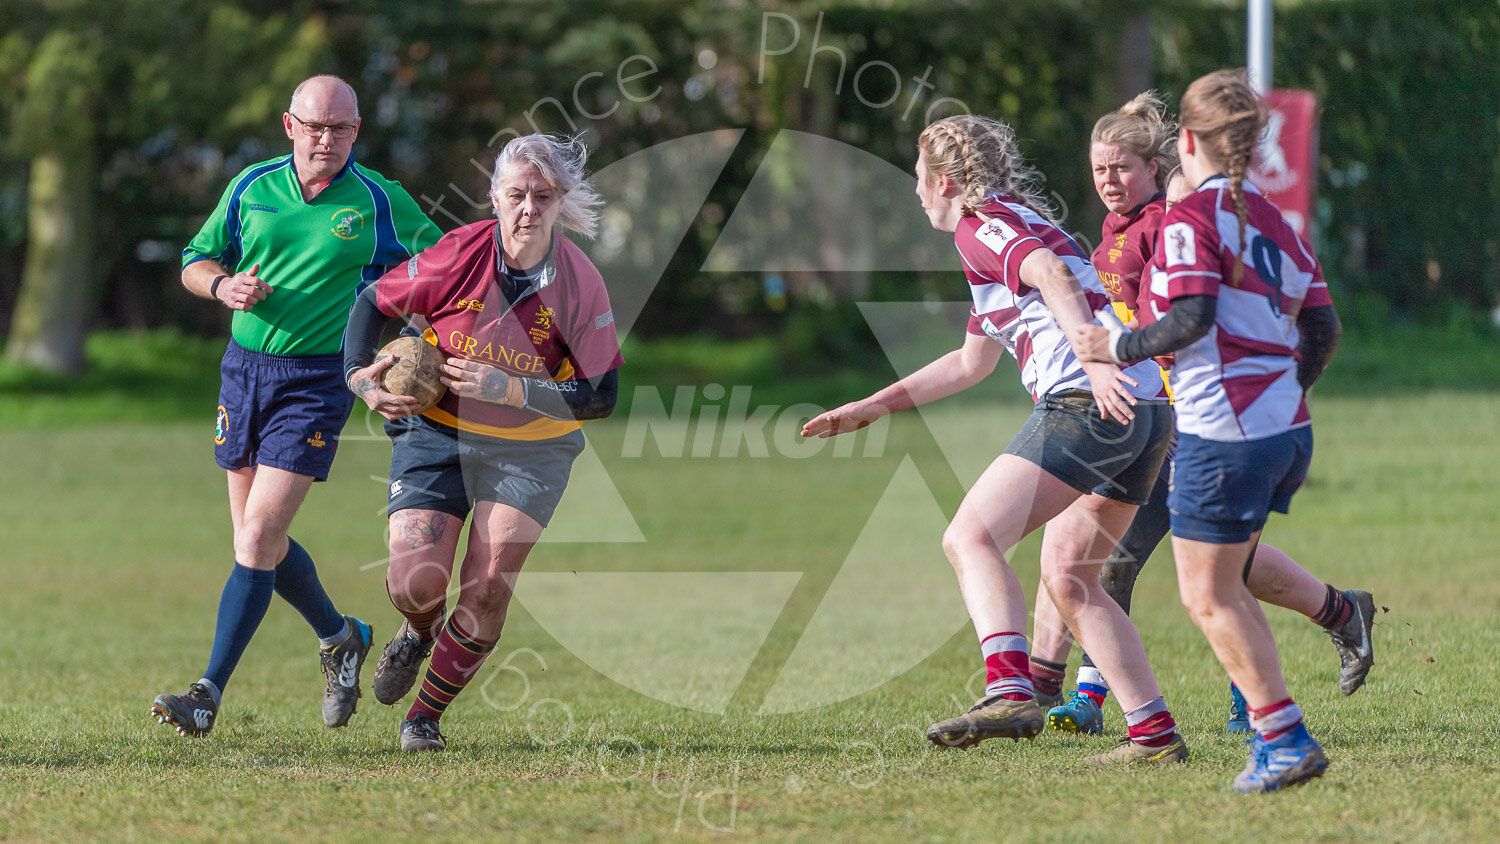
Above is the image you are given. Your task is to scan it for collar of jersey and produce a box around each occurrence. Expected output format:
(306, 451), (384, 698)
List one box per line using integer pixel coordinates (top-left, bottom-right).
(1123, 190), (1166, 219)
(492, 225), (557, 303)
(286, 155), (355, 200)
(1195, 174), (1263, 196)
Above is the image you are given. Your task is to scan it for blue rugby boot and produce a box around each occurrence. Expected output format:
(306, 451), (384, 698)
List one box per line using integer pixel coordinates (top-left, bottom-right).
(1048, 690), (1104, 734)
(320, 616), (372, 727)
(1227, 684), (1252, 733)
(1232, 724), (1328, 793)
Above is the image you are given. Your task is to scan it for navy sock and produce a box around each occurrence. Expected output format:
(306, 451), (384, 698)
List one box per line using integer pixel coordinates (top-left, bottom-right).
(203, 564), (277, 693)
(273, 538), (345, 640)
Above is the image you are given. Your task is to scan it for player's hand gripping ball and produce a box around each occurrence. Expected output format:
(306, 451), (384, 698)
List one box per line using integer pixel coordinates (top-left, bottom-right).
(377, 335), (447, 412)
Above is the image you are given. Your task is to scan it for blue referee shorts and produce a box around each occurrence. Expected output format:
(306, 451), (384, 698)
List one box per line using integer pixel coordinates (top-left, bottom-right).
(214, 341), (354, 481)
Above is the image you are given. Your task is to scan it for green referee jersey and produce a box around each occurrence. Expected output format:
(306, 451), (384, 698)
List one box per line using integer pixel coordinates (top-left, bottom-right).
(183, 155), (440, 355)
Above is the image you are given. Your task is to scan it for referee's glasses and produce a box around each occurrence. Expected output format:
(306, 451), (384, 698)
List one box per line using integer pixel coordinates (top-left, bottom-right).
(289, 112), (357, 139)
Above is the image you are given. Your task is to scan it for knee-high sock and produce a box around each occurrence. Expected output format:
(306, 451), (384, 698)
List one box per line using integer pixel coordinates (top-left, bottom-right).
(203, 564), (277, 694)
(273, 537), (345, 641)
(386, 580), (446, 644)
(407, 615), (496, 722)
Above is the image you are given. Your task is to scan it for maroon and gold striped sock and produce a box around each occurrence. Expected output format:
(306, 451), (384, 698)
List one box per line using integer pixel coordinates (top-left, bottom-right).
(407, 604), (446, 643)
(407, 615), (496, 722)
(386, 580), (446, 643)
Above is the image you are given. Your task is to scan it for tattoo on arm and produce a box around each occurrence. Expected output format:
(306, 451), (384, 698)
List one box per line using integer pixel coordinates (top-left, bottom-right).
(350, 374), (377, 395)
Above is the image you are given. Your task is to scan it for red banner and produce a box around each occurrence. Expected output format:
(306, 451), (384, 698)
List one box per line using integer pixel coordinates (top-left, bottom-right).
(1250, 89), (1320, 240)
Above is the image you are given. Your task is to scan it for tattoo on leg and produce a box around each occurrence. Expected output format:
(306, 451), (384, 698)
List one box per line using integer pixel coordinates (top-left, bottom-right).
(396, 512), (450, 549)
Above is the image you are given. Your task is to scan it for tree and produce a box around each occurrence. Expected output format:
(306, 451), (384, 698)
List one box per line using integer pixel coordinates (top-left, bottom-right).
(0, 0), (328, 373)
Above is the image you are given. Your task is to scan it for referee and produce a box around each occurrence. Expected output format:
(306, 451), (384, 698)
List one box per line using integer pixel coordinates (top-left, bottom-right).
(152, 75), (439, 737)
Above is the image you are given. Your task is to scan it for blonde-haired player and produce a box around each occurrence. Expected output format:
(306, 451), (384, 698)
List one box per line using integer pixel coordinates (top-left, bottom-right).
(806, 114), (1187, 764)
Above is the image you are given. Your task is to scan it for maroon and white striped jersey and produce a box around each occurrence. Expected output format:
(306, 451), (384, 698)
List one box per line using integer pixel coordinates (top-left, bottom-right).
(1146, 176), (1333, 441)
(956, 195), (1166, 403)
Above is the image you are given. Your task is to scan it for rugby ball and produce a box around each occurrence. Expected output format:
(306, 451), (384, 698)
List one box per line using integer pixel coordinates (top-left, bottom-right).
(378, 335), (447, 412)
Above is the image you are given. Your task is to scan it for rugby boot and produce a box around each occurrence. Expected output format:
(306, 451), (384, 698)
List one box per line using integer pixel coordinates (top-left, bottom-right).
(1035, 688), (1064, 709)
(400, 713), (447, 752)
(1048, 690), (1105, 734)
(152, 682), (219, 737)
(1327, 589), (1375, 695)
(1227, 683), (1252, 733)
(373, 619), (439, 705)
(320, 615), (373, 727)
(925, 695), (1045, 749)
(1083, 734), (1189, 765)
(1231, 724), (1328, 793)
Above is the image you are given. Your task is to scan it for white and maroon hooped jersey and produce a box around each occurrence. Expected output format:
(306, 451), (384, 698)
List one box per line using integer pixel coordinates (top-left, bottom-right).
(1145, 176), (1332, 442)
(956, 195), (1166, 402)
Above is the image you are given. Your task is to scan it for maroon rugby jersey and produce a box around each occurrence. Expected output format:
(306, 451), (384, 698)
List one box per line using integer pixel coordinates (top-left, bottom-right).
(373, 220), (623, 440)
(1092, 193), (1166, 322)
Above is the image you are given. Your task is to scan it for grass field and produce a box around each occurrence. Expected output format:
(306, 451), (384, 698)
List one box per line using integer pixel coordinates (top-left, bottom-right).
(2, 381), (1499, 840)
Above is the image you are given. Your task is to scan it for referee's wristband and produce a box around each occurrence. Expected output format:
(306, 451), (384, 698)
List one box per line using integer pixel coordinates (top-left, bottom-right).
(209, 274), (228, 301)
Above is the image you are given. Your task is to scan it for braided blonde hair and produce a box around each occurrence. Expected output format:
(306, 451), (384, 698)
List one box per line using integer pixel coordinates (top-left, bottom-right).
(1179, 70), (1265, 286)
(1092, 91), (1178, 192)
(918, 115), (1057, 223)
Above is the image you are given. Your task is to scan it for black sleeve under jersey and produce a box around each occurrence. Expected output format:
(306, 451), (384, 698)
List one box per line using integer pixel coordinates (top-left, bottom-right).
(1114, 295), (1217, 363)
(521, 368), (619, 421)
(1295, 304), (1341, 390)
(343, 284), (395, 383)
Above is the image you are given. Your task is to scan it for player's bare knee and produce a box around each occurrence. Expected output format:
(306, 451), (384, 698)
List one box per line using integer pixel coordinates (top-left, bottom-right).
(1041, 568), (1092, 613)
(464, 578), (516, 619)
(387, 562), (448, 612)
(233, 519), (286, 569)
(1177, 579), (1223, 622)
(941, 523), (989, 569)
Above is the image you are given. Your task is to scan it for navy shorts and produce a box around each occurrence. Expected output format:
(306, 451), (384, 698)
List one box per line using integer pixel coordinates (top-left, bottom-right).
(1168, 428), (1314, 544)
(215, 341), (354, 481)
(1002, 390), (1172, 505)
(384, 415), (585, 527)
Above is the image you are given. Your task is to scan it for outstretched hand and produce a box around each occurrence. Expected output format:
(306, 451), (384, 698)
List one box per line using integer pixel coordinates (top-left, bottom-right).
(801, 400), (888, 439)
(349, 356), (423, 420)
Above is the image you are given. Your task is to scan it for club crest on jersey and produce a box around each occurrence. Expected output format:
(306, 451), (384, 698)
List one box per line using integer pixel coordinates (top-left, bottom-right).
(1164, 222), (1196, 267)
(976, 217), (1018, 250)
(330, 208), (365, 240)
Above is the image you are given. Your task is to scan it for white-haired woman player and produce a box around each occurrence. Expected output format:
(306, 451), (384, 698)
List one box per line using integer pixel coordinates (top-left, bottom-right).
(1073, 70), (1345, 791)
(804, 115), (1187, 764)
(343, 133), (623, 751)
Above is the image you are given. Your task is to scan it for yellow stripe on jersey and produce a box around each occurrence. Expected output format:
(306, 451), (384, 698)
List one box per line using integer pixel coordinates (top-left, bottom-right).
(421, 406), (582, 441)
(418, 327), (585, 440)
(1110, 300), (1135, 325)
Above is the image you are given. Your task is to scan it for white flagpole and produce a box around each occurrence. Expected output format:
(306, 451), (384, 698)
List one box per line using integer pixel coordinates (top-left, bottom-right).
(1248, 0), (1273, 93)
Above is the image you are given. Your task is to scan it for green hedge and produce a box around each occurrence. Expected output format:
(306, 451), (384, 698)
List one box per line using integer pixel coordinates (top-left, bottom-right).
(1154, 0), (1500, 316)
